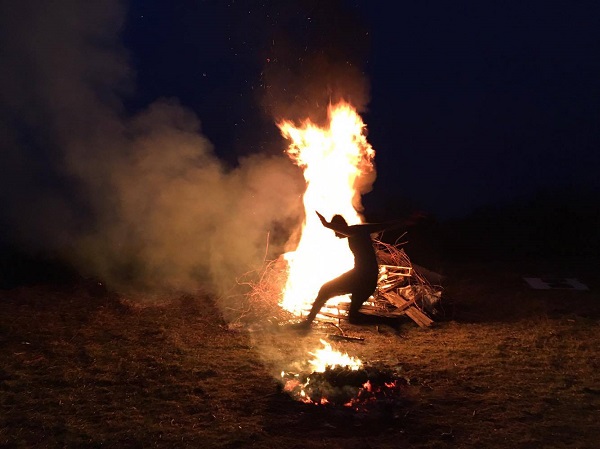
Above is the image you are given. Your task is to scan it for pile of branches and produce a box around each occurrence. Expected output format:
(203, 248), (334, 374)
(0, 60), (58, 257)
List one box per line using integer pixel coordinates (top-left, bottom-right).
(227, 257), (295, 325)
(229, 236), (442, 325)
(372, 238), (444, 319)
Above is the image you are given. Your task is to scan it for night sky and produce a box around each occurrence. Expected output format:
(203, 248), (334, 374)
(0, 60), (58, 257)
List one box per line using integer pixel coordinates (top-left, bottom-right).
(1, 0), (599, 289)
(123, 0), (600, 218)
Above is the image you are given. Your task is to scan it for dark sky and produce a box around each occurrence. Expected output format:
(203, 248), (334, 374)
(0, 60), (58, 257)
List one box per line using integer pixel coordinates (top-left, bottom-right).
(0, 0), (598, 288)
(1, 7), (599, 434)
(122, 0), (600, 218)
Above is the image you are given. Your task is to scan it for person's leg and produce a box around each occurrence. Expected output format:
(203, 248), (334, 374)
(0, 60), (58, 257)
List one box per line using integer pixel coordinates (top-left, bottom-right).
(304, 281), (344, 323)
(304, 290), (330, 324)
(348, 288), (399, 327)
(348, 290), (372, 324)
(347, 276), (379, 324)
(304, 272), (353, 324)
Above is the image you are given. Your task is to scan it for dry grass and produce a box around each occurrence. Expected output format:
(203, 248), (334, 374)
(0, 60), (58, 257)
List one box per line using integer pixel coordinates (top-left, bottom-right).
(226, 257), (295, 326)
(1, 256), (600, 448)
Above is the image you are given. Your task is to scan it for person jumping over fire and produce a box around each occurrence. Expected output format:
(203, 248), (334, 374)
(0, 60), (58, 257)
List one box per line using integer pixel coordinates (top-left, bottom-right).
(294, 211), (420, 330)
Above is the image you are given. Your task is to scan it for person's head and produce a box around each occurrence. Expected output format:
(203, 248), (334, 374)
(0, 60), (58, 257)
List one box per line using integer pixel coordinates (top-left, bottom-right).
(330, 214), (348, 238)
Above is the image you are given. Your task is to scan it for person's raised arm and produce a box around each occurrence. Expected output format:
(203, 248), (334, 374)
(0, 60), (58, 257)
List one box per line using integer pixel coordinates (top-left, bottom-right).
(315, 211), (351, 236)
(347, 221), (398, 235)
(347, 211), (426, 235)
(316, 211), (329, 228)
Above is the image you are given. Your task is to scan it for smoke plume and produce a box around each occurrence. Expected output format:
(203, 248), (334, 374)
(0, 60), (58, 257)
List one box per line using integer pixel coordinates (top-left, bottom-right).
(258, 0), (372, 124)
(0, 0), (304, 302)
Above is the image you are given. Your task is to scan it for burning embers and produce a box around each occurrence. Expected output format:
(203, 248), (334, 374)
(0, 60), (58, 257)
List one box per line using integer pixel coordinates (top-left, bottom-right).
(280, 340), (406, 409)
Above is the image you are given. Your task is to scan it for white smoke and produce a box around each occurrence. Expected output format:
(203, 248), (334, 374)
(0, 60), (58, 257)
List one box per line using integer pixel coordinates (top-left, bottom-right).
(0, 0), (304, 300)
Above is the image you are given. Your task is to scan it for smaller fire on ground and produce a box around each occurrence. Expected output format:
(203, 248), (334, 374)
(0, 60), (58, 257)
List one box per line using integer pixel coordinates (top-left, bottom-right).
(280, 340), (406, 409)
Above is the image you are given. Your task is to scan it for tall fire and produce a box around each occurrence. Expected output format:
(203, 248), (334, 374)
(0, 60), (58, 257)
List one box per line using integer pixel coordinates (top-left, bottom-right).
(278, 101), (375, 317)
(252, 101), (436, 408)
(275, 102), (396, 408)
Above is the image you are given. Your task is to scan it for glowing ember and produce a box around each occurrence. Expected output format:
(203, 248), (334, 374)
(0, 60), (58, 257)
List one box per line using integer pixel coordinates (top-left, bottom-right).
(278, 101), (375, 316)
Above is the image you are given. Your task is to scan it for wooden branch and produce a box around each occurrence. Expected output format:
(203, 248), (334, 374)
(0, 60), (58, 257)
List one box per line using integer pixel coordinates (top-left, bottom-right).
(382, 292), (433, 328)
(327, 334), (365, 342)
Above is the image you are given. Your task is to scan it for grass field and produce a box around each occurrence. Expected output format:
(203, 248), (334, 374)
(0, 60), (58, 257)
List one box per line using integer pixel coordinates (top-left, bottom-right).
(1, 211), (599, 448)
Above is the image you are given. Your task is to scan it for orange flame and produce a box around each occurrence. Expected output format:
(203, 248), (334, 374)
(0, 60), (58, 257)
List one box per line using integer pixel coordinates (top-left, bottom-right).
(278, 102), (375, 316)
(308, 339), (362, 372)
(280, 339), (362, 404)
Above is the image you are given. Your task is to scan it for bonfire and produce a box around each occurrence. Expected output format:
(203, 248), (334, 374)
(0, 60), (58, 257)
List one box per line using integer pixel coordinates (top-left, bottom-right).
(235, 101), (443, 407)
(237, 101), (442, 328)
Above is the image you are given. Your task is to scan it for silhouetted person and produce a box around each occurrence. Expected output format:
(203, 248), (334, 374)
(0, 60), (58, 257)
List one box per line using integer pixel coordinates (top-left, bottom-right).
(296, 211), (416, 329)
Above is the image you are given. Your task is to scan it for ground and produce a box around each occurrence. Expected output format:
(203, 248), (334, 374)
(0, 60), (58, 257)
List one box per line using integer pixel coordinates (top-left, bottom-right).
(1, 252), (599, 449)
(1, 214), (600, 449)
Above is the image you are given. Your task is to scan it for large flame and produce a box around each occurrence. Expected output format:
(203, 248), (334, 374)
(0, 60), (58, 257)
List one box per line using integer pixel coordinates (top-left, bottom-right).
(278, 102), (375, 316)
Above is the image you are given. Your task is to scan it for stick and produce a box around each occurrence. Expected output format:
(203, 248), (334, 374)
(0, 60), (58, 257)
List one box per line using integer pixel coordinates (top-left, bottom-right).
(263, 230), (270, 262)
(327, 334), (365, 342)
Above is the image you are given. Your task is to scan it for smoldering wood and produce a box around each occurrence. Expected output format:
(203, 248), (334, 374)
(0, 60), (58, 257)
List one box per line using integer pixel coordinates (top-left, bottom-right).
(281, 365), (407, 406)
